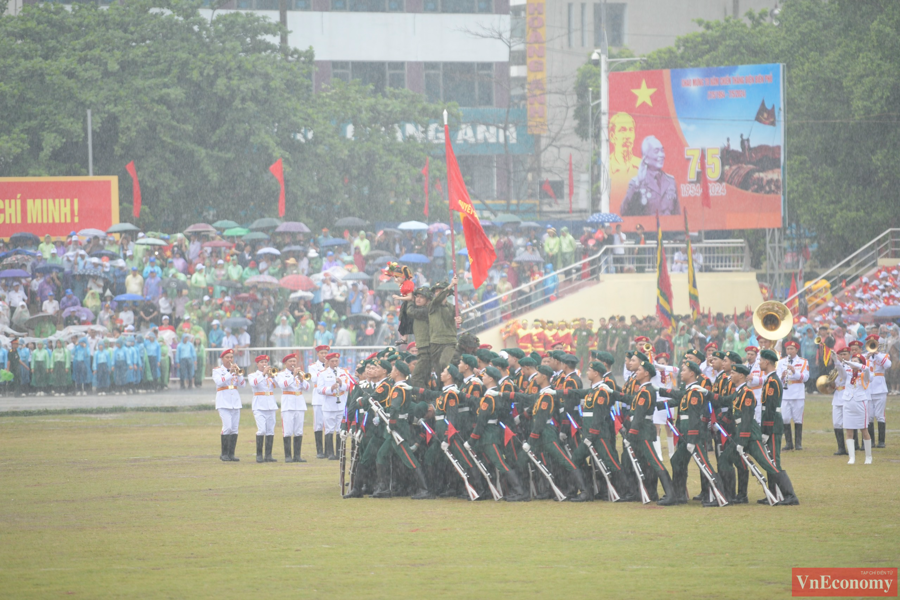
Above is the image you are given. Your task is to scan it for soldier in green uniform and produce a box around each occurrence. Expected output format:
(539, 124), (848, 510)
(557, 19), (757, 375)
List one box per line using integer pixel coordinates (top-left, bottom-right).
(404, 288), (432, 387)
(504, 348), (526, 389)
(457, 355), (483, 437)
(341, 360), (373, 498)
(707, 351), (737, 501)
(730, 364), (799, 506)
(758, 348), (796, 503)
(572, 318), (593, 374)
(354, 360), (393, 498)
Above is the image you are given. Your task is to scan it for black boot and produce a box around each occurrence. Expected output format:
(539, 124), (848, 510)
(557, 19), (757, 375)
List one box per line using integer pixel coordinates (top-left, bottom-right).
(783, 426), (794, 451)
(228, 434), (240, 461)
(567, 469), (591, 502)
(734, 468), (749, 504)
(327, 434), (339, 460)
(674, 470), (689, 504)
(293, 436), (306, 462)
(834, 428), (847, 455)
(694, 472), (708, 502)
(504, 470), (529, 502)
(795, 424), (803, 450)
(220, 434), (229, 462)
(256, 435), (264, 463)
(877, 422), (886, 448)
(315, 431), (325, 459)
(283, 437), (293, 462)
(264, 435), (276, 462)
(867, 422), (875, 447)
(410, 467), (434, 499)
(775, 470), (800, 506)
(371, 463), (391, 498)
(344, 466), (364, 498)
(656, 470), (677, 506)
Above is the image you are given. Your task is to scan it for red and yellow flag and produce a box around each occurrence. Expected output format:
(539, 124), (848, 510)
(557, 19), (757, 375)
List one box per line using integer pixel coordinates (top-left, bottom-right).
(445, 122), (496, 289)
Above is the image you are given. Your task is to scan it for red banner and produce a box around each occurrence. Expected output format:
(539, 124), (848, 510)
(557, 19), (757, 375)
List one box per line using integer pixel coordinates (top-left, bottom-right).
(0, 177), (119, 239)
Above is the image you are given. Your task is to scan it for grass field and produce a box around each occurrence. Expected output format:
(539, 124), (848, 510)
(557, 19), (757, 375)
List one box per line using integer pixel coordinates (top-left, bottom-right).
(1, 396), (898, 599)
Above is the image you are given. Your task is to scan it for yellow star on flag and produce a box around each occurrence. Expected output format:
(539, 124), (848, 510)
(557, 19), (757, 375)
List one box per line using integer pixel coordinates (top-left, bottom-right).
(631, 79), (657, 107)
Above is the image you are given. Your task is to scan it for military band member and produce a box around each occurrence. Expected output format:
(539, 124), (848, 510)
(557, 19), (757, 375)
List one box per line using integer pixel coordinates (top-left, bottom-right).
(276, 353), (310, 463)
(864, 334), (891, 448)
(841, 352), (873, 465)
(308, 344), (330, 459)
(777, 340), (809, 451)
(758, 349), (783, 502)
(214, 349), (245, 462)
(744, 345), (764, 424)
(831, 345), (850, 456)
(317, 352), (349, 461)
(652, 352), (679, 459)
(249, 355), (278, 463)
(700, 342), (718, 381)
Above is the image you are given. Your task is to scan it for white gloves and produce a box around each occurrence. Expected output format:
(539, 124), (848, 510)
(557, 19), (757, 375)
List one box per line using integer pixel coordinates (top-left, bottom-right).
(762, 434), (769, 443)
(521, 442), (531, 452)
(373, 416), (380, 426)
(598, 384), (612, 392)
(514, 415), (521, 425)
(736, 445), (744, 454)
(339, 430), (348, 440)
(463, 441), (472, 451)
(583, 438), (593, 448)
(559, 432), (568, 442)
(485, 390), (499, 397)
(697, 387), (709, 396)
(622, 438), (631, 448)
(441, 441), (449, 451)
(686, 443), (696, 453)
(409, 443), (418, 452)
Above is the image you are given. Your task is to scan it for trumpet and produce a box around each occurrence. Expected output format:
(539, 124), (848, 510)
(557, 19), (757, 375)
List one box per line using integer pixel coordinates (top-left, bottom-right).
(814, 336), (822, 346)
(230, 364), (244, 377)
(293, 368), (312, 381)
(865, 338), (880, 353)
(640, 342), (653, 355)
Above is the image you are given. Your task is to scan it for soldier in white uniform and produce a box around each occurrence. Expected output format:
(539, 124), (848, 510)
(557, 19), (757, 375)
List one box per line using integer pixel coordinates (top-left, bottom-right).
(841, 352), (872, 465)
(213, 349), (245, 462)
(651, 352), (679, 459)
(276, 353), (310, 463)
(831, 345), (850, 456)
(864, 334), (891, 448)
(316, 352), (350, 461)
(248, 354), (278, 463)
(622, 340), (672, 461)
(777, 340), (809, 451)
(744, 345), (764, 424)
(308, 344), (330, 459)
(699, 341), (718, 382)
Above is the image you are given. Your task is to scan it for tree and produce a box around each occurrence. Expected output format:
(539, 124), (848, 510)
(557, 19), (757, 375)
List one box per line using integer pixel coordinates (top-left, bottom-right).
(0, 0), (444, 230)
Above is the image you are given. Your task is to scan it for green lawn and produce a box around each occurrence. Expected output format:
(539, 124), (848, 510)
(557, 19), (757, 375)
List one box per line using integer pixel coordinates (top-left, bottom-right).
(1, 396), (897, 599)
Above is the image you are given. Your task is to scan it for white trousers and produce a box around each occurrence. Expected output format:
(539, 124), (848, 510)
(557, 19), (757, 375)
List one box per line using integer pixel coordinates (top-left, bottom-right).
(282, 410), (306, 438)
(869, 393), (887, 423)
(253, 409), (277, 436)
(843, 400), (867, 431)
(323, 410), (343, 435)
(218, 408), (240, 435)
(313, 405), (324, 432)
(782, 398), (805, 424)
(832, 404), (844, 429)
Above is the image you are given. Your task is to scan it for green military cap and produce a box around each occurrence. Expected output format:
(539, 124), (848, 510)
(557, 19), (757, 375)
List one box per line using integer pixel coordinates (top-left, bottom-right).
(760, 349), (779, 363)
(356, 362), (367, 374)
(519, 357), (537, 367)
(597, 351), (615, 365)
(432, 280), (450, 291)
(393, 361), (410, 376)
(445, 364), (462, 382)
(483, 366), (502, 381)
(626, 351), (634, 359)
(549, 350), (565, 360)
(560, 354), (579, 366)
(639, 359), (657, 378)
(460, 354), (478, 368)
(491, 356), (509, 369)
(375, 359), (392, 372)
(475, 348), (492, 362)
(589, 361), (606, 373)
(732, 364), (751, 376)
(726, 351), (742, 364)
(505, 348), (525, 359)
(529, 351), (542, 363)
(384, 353), (400, 362)
(536, 365), (554, 378)
(685, 361), (701, 375)
(634, 351), (648, 363)
(685, 349), (704, 361)
(712, 351), (725, 360)
(406, 353), (418, 364)
(413, 286), (432, 298)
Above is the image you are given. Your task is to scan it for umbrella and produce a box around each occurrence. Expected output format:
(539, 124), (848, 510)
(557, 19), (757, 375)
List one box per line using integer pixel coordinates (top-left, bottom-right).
(346, 313), (382, 323)
(343, 271), (371, 281)
(275, 221), (311, 234)
(380, 228), (402, 236)
(399, 253), (431, 264)
(281, 245), (306, 253)
(519, 221), (542, 229)
(114, 293), (145, 302)
(256, 247), (281, 256)
(78, 228), (107, 238)
(371, 255), (397, 266)
(91, 250), (120, 260)
(162, 278), (189, 291)
(135, 237), (167, 247)
(212, 220), (239, 230)
(242, 232), (270, 242)
(184, 223), (217, 234)
(223, 227), (250, 237)
(0, 325), (25, 337)
(492, 213), (522, 224)
(62, 306), (94, 321)
(289, 291), (314, 301)
(873, 306), (900, 320)
(457, 282), (476, 293)
(587, 212), (623, 224)
(202, 240), (233, 249)
(428, 223), (450, 233)
(33, 263), (65, 274)
(107, 223), (140, 234)
(318, 237), (348, 247)
(377, 281), (400, 292)
(335, 217), (368, 228)
(24, 313), (56, 329)
(8, 232), (39, 247)
(279, 274), (316, 291)
(513, 252), (544, 263)
(11, 248), (41, 257)
(457, 248), (468, 255)
(1, 255), (35, 268)
(249, 217), (282, 230)
(233, 293), (258, 303)
(245, 274), (280, 287)
(0, 269), (31, 279)
(365, 250), (392, 260)
(398, 220), (429, 231)
(223, 317), (252, 329)
(214, 279), (243, 289)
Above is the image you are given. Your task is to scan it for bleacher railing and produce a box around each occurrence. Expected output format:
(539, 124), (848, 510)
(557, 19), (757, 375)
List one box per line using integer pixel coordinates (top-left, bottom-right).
(460, 239), (749, 333)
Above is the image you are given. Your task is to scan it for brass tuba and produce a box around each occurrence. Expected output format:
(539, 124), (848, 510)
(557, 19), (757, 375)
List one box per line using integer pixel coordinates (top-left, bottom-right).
(865, 338), (880, 353)
(752, 301), (793, 341)
(816, 369), (839, 394)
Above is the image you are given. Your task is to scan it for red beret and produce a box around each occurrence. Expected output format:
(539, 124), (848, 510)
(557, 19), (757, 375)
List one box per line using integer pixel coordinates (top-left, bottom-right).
(784, 341), (799, 350)
(744, 345), (759, 353)
(315, 345), (330, 352)
(326, 352), (340, 360)
(848, 340), (863, 348)
(255, 354), (270, 363)
(365, 352), (378, 360)
(705, 342), (718, 351)
(866, 334), (880, 342)
(283, 353), (298, 362)
(407, 342), (416, 350)
(854, 354), (867, 365)
(634, 336), (650, 343)
(656, 352), (670, 360)
(479, 343), (493, 350)
(219, 349), (234, 359)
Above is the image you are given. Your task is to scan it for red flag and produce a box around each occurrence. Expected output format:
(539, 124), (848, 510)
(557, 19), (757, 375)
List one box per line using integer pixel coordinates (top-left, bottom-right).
(567, 154), (574, 214)
(733, 308), (738, 324)
(699, 151), (711, 209)
(423, 425), (433, 445)
(445, 122), (496, 289)
(446, 420), (459, 441)
(269, 158), (285, 217)
(786, 274), (798, 314)
(754, 99), (776, 126)
(421, 158), (429, 217)
(613, 413), (623, 434)
(503, 425), (515, 447)
(125, 161), (141, 219)
(541, 178), (557, 203)
(434, 179), (443, 196)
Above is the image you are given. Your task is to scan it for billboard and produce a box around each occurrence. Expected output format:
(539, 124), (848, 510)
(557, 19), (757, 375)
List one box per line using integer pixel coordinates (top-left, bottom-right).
(608, 64), (783, 231)
(0, 177), (119, 239)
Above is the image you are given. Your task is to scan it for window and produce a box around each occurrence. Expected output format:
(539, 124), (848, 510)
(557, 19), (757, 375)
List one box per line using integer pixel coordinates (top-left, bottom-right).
(580, 3), (586, 46)
(424, 63), (442, 103)
(351, 62), (387, 94)
(567, 4), (573, 48)
(510, 5), (526, 42)
(256, 0), (278, 9)
(423, 63), (493, 107)
(423, 0), (490, 12)
(476, 63), (494, 107)
(387, 0), (403, 10)
(332, 0), (347, 9)
(458, 156), (496, 200)
(593, 3), (625, 47)
(388, 63), (406, 89)
(293, 0), (310, 8)
(332, 62), (351, 84)
(349, 0), (386, 10)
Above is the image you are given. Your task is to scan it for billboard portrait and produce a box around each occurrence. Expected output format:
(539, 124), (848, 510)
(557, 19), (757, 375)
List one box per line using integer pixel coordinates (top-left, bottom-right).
(0, 177), (119, 239)
(608, 64), (784, 231)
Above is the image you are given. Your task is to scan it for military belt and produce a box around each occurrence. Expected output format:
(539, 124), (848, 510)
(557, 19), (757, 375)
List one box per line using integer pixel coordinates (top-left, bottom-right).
(458, 407), (470, 413)
(735, 418), (742, 424)
(581, 411), (593, 417)
(282, 391), (300, 395)
(775, 407), (781, 413)
(645, 415), (653, 420)
(487, 419), (498, 424)
(434, 415), (445, 421)
(217, 386), (236, 391)
(398, 413), (408, 419)
(254, 392), (274, 396)
(679, 415), (689, 420)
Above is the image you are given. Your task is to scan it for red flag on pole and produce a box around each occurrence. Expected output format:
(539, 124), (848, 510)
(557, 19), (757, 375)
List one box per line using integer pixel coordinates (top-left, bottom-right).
(269, 158), (285, 217)
(503, 424), (515, 447)
(786, 274), (798, 315)
(445, 117), (496, 289)
(541, 178), (557, 203)
(421, 158), (430, 217)
(699, 151), (711, 209)
(446, 420), (459, 441)
(567, 154), (574, 214)
(125, 161), (141, 219)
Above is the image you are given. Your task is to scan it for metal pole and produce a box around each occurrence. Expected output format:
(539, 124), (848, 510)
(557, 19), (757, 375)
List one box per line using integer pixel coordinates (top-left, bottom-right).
(444, 109), (460, 324)
(86, 109), (93, 176)
(588, 87), (593, 212)
(599, 51), (609, 214)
